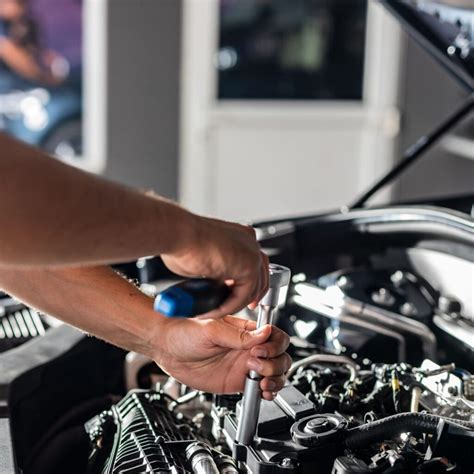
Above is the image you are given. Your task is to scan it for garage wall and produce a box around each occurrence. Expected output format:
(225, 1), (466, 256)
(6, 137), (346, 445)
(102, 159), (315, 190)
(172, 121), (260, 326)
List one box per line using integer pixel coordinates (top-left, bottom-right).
(103, 0), (181, 199)
(394, 36), (473, 202)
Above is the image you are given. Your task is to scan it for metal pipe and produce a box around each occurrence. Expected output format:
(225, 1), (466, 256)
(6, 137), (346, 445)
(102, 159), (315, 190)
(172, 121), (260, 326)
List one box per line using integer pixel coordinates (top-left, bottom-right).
(287, 354), (358, 380)
(295, 279), (434, 359)
(293, 296), (407, 361)
(214, 453), (239, 474)
(186, 442), (219, 474)
(353, 303), (437, 360)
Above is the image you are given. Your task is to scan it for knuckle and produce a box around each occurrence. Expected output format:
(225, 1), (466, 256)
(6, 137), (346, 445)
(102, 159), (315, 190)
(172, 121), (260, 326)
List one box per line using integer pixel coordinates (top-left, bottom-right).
(240, 224), (257, 238)
(274, 377), (284, 391)
(270, 342), (282, 357)
(261, 361), (272, 376)
(203, 319), (218, 337)
(243, 319), (253, 332)
(247, 226), (257, 237)
(239, 328), (248, 345)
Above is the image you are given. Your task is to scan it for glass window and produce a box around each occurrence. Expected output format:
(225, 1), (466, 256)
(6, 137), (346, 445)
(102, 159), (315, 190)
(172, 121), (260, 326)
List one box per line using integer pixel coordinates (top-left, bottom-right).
(0, 0), (82, 161)
(217, 0), (368, 100)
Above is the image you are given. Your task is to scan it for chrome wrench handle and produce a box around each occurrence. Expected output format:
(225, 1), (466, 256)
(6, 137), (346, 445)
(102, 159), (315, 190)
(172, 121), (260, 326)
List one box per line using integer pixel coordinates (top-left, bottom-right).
(235, 263), (291, 446)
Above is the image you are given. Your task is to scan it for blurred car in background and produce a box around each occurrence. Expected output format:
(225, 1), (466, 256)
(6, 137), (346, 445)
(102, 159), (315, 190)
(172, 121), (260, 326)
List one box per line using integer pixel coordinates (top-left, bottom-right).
(0, 0), (82, 162)
(0, 79), (82, 161)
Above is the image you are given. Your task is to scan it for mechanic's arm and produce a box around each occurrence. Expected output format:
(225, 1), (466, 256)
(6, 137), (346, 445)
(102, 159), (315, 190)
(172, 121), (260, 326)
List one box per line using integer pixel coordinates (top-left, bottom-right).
(0, 265), (290, 399)
(0, 133), (195, 267)
(0, 134), (268, 315)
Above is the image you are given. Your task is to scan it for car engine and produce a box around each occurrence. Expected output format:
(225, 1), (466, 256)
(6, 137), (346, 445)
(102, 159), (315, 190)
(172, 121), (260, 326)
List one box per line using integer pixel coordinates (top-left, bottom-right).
(2, 201), (472, 474)
(83, 356), (473, 474)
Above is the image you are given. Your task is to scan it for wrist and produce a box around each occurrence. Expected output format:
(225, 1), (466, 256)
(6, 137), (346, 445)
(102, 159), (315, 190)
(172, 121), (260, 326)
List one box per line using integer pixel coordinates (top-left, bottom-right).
(145, 313), (176, 366)
(140, 308), (168, 361)
(155, 199), (200, 257)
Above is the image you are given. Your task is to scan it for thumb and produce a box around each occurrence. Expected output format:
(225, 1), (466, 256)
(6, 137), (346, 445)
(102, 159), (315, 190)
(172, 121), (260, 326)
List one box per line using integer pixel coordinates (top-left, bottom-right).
(209, 321), (272, 351)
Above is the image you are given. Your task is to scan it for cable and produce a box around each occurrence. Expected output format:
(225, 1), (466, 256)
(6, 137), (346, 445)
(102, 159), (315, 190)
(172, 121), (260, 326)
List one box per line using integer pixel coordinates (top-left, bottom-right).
(345, 412), (474, 449)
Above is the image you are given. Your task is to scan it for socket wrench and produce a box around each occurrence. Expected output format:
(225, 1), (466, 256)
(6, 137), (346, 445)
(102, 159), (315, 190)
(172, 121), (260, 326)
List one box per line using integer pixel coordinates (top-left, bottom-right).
(235, 263), (291, 446)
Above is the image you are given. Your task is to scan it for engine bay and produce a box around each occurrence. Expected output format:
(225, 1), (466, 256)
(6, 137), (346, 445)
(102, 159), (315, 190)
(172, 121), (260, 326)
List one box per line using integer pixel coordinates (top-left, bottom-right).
(1, 203), (473, 474)
(83, 358), (474, 474)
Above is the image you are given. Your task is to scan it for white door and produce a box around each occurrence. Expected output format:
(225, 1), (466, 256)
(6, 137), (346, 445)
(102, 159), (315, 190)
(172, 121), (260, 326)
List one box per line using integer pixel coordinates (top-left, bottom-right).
(179, 0), (404, 222)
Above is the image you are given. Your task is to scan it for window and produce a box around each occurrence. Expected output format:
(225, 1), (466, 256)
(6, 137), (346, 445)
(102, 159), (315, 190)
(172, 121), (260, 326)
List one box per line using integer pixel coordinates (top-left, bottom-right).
(217, 0), (368, 100)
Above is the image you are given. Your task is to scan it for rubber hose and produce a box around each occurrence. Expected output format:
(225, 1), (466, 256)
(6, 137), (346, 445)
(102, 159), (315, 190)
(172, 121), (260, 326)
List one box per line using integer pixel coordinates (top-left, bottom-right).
(345, 412), (474, 449)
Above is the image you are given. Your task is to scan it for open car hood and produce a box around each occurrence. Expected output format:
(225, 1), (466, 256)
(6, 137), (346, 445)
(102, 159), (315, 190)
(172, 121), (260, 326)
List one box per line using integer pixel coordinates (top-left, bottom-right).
(345, 1), (473, 210)
(381, 0), (473, 91)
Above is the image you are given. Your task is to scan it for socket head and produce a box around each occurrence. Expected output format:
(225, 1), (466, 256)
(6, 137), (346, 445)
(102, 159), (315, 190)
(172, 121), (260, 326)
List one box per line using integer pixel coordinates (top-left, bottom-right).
(268, 264), (291, 289)
(261, 264), (291, 307)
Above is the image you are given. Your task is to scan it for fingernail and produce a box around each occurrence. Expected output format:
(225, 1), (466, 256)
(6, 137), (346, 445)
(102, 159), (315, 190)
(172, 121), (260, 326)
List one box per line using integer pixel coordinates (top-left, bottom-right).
(253, 325), (267, 336)
(252, 348), (267, 358)
(267, 381), (276, 391)
(247, 358), (263, 371)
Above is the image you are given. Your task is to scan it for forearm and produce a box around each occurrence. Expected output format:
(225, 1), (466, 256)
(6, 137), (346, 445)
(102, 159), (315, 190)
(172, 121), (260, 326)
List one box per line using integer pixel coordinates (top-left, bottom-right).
(0, 134), (194, 267)
(0, 265), (164, 358)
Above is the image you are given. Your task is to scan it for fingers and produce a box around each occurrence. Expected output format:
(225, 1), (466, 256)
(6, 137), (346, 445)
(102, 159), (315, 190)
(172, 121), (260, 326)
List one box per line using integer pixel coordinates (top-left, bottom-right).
(259, 251), (270, 300)
(234, 224), (267, 312)
(217, 278), (257, 317)
(260, 375), (286, 393)
(222, 315), (256, 331)
(242, 224), (257, 237)
(247, 352), (292, 377)
(247, 251), (269, 310)
(199, 222), (267, 317)
(249, 326), (290, 359)
(207, 319), (272, 350)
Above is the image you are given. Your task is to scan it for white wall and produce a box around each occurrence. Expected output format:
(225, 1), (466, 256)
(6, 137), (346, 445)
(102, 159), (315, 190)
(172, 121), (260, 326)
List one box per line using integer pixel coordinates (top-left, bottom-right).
(84, 0), (181, 198)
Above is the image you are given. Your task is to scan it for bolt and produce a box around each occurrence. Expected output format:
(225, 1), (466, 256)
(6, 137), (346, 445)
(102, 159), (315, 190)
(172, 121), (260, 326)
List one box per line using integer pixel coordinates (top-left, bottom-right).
(447, 386), (458, 396)
(292, 273), (306, 283)
(438, 296), (462, 316)
(400, 302), (417, 317)
(391, 271), (405, 286)
(372, 288), (395, 306)
(280, 458), (294, 468)
(337, 276), (352, 289)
